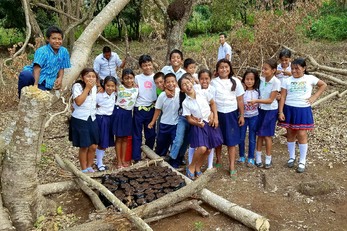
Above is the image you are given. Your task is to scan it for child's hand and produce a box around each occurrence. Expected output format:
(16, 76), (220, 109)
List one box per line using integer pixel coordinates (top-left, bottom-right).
(211, 118), (219, 128)
(278, 112), (285, 121)
(148, 121), (155, 129)
(307, 95), (317, 105)
(86, 79), (96, 90)
(283, 71), (291, 76)
(208, 112), (214, 126)
(247, 100), (256, 105)
(197, 119), (204, 128)
(53, 77), (62, 90)
(165, 89), (174, 98)
(238, 116), (245, 126)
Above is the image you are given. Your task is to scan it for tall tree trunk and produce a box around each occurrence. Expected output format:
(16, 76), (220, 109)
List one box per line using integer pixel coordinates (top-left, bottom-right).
(25, 0), (44, 46)
(62, 0), (131, 90)
(1, 87), (55, 231)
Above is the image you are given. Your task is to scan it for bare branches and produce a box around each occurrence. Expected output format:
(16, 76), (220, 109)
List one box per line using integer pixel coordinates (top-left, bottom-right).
(33, 2), (78, 21)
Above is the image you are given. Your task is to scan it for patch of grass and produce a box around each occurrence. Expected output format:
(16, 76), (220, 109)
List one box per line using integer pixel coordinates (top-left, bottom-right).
(183, 33), (218, 52)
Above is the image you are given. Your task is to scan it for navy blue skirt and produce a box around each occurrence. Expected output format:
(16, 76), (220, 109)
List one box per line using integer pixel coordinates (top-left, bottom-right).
(96, 114), (115, 149)
(256, 108), (278, 136)
(218, 110), (241, 146)
(190, 121), (223, 149)
(70, 116), (99, 148)
(112, 106), (132, 137)
(278, 104), (314, 130)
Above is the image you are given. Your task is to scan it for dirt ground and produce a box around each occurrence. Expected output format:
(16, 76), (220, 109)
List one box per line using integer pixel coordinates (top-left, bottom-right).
(0, 40), (346, 231)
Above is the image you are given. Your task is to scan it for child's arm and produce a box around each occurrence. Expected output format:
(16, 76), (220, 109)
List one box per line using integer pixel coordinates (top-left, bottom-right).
(74, 81), (95, 106)
(248, 90), (278, 105)
(148, 109), (161, 129)
(186, 115), (204, 128)
(307, 80), (327, 104)
(33, 65), (41, 87)
(209, 99), (219, 128)
(237, 95), (245, 126)
(278, 88), (287, 121)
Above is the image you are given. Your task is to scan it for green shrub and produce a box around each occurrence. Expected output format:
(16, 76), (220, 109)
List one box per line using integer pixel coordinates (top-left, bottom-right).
(140, 23), (154, 38)
(235, 26), (255, 43)
(307, 1), (347, 41)
(0, 27), (25, 46)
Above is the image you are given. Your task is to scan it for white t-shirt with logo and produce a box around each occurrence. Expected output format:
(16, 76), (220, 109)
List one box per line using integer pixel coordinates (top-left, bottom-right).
(282, 74), (319, 107)
(134, 73), (157, 107)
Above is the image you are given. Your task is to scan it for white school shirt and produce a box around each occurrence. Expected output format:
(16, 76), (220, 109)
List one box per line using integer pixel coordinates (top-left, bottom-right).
(134, 73), (157, 107)
(258, 76), (281, 110)
(194, 84), (217, 100)
(96, 92), (116, 115)
(243, 90), (259, 117)
(155, 88), (180, 125)
(211, 77), (245, 113)
(72, 83), (97, 121)
(161, 65), (186, 81)
(217, 42), (232, 61)
(116, 84), (139, 110)
(182, 89), (213, 122)
(282, 74), (319, 107)
(276, 63), (292, 84)
(93, 52), (122, 80)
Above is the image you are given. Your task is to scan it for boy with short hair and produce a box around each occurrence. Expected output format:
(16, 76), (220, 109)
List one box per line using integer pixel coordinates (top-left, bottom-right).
(184, 58), (198, 83)
(132, 55), (157, 161)
(18, 26), (71, 97)
(148, 73), (180, 157)
(161, 49), (186, 80)
(153, 72), (165, 96)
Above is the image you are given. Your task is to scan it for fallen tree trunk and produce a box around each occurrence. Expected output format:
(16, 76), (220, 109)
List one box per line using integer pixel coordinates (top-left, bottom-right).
(144, 200), (209, 223)
(1, 87), (56, 231)
(281, 45), (347, 76)
(310, 72), (347, 86)
(58, 155), (153, 231)
(338, 89), (347, 98)
(38, 181), (79, 195)
(199, 189), (270, 231)
(141, 145), (270, 231)
(312, 91), (339, 108)
(74, 178), (106, 211)
(65, 218), (130, 231)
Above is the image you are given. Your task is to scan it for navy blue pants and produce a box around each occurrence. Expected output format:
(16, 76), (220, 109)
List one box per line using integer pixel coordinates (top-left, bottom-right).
(132, 107), (156, 161)
(18, 70), (50, 98)
(155, 123), (177, 157)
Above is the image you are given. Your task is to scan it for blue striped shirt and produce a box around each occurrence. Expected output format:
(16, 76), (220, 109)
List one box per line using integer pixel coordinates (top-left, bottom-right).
(23, 44), (71, 89)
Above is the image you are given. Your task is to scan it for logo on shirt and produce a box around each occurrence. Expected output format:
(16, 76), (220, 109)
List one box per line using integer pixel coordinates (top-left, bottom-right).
(289, 81), (307, 93)
(144, 81), (153, 89)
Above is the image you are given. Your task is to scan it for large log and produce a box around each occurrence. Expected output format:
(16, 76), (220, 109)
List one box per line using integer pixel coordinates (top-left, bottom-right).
(58, 155), (153, 231)
(141, 145), (270, 231)
(74, 178), (106, 211)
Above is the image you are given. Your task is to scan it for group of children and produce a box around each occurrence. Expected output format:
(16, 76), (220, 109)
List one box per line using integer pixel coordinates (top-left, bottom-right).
(70, 48), (327, 178)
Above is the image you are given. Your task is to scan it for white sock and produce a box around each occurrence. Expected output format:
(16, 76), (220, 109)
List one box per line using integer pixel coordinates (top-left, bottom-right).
(96, 149), (105, 167)
(188, 147), (195, 165)
(287, 142), (296, 160)
(207, 148), (214, 169)
(299, 143), (308, 165)
(255, 151), (262, 164)
(265, 155), (272, 165)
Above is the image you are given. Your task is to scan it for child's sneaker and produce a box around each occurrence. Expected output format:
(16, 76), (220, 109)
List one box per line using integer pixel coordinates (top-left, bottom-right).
(247, 158), (255, 167)
(255, 162), (263, 168)
(265, 161), (272, 169)
(237, 157), (246, 163)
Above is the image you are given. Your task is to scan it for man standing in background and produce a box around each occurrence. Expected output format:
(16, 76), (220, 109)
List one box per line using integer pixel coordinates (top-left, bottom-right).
(217, 32), (232, 61)
(93, 46), (126, 83)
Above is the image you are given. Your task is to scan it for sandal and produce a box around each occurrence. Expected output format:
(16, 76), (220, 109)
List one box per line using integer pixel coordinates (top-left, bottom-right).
(87, 167), (95, 173)
(195, 171), (202, 178)
(213, 163), (222, 168)
(186, 167), (195, 180)
(287, 158), (295, 168)
(230, 170), (237, 180)
(97, 165), (108, 172)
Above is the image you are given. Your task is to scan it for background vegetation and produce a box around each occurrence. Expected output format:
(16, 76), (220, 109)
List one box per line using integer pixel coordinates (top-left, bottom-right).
(0, 0), (346, 48)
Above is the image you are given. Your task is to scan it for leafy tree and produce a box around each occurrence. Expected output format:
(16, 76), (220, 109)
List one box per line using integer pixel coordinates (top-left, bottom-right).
(0, 0), (25, 29)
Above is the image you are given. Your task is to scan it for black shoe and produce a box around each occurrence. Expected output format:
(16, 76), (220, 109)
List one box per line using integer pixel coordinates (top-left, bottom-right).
(264, 161), (272, 169)
(255, 162), (263, 168)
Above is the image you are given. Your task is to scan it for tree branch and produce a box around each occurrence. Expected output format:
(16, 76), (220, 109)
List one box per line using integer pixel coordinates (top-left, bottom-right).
(33, 2), (79, 21)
